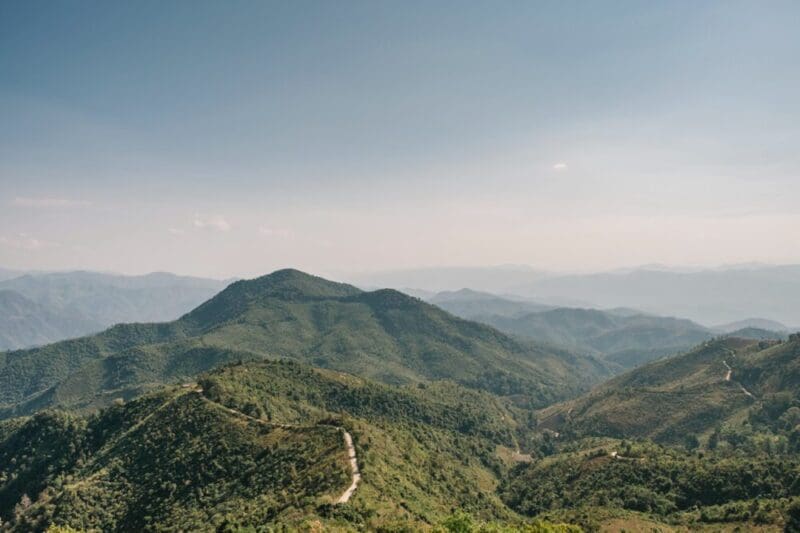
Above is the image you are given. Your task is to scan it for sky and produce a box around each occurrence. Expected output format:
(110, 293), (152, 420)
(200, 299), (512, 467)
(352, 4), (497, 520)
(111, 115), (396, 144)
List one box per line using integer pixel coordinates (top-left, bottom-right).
(1, 0), (799, 279)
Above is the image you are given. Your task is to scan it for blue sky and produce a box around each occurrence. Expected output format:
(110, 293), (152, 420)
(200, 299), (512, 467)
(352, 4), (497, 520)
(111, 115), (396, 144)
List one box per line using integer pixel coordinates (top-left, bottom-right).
(1, 1), (799, 278)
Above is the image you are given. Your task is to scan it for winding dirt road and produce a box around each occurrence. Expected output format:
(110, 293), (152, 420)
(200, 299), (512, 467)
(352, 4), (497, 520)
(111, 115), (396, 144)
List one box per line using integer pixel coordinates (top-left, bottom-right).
(197, 389), (361, 504)
(336, 430), (361, 504)
(722, 360), (733, 381)
(722, 358), (755, 398)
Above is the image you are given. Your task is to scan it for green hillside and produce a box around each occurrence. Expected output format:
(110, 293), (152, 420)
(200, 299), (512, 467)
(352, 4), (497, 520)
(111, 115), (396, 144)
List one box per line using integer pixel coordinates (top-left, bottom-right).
(0, 269), (612, 419)
(0, 291), (100, 351)
(4, 355), (797, 532)
(1, 387), (353, 531)
(536, 336), (800, 446)
(471, 307), (713, 369)
(4, 269), (797, 532)
(0, 360), (568, 531)
(501, 438), (800, 531)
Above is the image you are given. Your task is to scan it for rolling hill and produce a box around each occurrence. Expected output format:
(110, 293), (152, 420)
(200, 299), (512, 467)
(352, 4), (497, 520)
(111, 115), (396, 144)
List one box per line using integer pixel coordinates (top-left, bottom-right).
(724, 327), (786, 341)
(478, 307), (714, 369)
(0, 291), (99, 351)
(713, 317), (790, 333)
(0, 271), (228, 350)
(500, 437), (800, 531)
(4, 346), (798, 531)
(536, 335), (800, 445)
(429, 289), (715, 369)
(491, 334), (800, 531)
(429, 289), (553, 319)
(2, 271), (798, 532)
(0, 269), (612, 419)
(0, 359), (565, 531)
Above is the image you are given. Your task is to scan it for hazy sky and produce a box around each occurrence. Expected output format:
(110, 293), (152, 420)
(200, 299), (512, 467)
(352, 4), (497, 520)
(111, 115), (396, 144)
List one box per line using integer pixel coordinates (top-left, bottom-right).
(1, 1), (799, 278)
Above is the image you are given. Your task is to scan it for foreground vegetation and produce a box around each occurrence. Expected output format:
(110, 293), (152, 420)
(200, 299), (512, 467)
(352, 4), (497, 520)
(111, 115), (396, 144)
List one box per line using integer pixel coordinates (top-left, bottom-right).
(1, 360), (542, 530)
(502, 438), (799, 531)
(2, 345), (799, 530)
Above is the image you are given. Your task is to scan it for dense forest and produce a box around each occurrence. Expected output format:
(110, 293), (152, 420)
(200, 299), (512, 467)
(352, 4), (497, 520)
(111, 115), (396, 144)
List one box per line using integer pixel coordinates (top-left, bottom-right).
(0, 271), (798, 531)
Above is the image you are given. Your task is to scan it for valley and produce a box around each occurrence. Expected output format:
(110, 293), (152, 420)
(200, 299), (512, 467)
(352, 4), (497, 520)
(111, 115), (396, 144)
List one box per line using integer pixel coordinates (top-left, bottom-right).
(0, 269), (798, 531)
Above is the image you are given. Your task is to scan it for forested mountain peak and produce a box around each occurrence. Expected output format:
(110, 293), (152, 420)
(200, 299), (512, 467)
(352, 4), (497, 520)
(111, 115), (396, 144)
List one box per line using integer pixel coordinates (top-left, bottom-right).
(0, 270), (613, 419)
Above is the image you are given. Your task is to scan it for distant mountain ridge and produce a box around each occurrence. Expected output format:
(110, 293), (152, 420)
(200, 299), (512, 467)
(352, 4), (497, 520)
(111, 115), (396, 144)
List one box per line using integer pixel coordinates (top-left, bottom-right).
(346, 265), (548, 294)
(0, 290), (100, 351)
(712, 317), (790, 333)
(515, 265), (800, 326)
(428, 289), (715, 369)
(430, 288), (553, 319)
(0, 271), (228, 350)
(480, 307), (714, 369)
(352, 264), (800, 326)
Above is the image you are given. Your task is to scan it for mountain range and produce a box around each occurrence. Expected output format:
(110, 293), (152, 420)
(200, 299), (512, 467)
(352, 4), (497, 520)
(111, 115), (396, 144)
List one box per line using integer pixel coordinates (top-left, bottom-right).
(0, 271), (228, 350)
(516, 265), (800, 327)
(351, 264), (800, 327)
(1, 268), (799, 531)
(0, 269), (612, 420)
(428, 289), (750, 369)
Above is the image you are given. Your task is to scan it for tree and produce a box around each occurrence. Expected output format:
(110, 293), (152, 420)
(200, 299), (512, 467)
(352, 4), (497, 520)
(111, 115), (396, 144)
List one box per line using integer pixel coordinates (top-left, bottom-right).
(14, 493), (32, 520)
(440, 510), (474, 533)
(786, 499), (800, 533)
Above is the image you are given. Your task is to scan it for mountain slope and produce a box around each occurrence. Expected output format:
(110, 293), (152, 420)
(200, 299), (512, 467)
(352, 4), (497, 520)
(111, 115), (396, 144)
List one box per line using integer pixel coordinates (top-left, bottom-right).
(0, 269), (612, 418)
(0, 271), (227, 350)
(1, 386), (353, 531)
(0, 291), (99, 351)
(451, 305), (713, 369)
(537, 336), (800, 444)
(0, 360), (542, 531)
(429, 289), (553, 319)
(501, 438), (800, 531)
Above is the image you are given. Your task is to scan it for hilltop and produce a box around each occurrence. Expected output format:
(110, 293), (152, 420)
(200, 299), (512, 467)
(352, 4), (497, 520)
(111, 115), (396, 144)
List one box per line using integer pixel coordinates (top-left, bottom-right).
(0, 269), (612, 418)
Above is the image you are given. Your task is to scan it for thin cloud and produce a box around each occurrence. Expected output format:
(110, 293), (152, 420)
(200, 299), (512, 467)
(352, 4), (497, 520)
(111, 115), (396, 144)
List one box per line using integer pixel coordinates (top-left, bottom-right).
(0, 233), (57, 251)
(168, 227), (186, 236)
(552, 163), (568, 171)
(13, 197), (92, 208)
(259, 226), (293, 238)
(193, 214), (231, 232)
